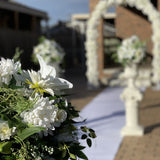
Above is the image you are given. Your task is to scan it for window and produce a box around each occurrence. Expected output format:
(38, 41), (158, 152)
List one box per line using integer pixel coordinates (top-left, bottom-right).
(19, 13), (32, 31)
(0, 9), (14, 29)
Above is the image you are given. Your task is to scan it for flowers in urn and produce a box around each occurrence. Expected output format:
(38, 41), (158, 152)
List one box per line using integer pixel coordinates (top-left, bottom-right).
(0, 55), (96, 160)
(117, 35), (146, 66)
(32, 36), (65, 75)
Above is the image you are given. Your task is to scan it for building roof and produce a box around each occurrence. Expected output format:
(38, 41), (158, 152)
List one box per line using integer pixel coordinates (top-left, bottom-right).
(0, 0), (48, 20)
(72, 13), (116, 21)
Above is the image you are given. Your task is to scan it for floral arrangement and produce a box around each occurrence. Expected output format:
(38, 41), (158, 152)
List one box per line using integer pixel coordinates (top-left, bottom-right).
(117, 35), (146, 65)
(0, 55), (96, 160)
(85, 0), (160, 87)
(32, 37), (65, 75)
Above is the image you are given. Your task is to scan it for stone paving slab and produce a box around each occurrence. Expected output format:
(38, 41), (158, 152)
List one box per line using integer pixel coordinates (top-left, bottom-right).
(114, 88), (160, 160)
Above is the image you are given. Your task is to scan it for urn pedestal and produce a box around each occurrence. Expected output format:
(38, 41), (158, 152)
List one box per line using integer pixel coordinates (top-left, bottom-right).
(121, 64), (144, 136)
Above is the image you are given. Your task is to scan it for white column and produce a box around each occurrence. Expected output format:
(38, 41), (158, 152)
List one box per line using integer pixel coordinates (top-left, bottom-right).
(121, 64), (144, 136)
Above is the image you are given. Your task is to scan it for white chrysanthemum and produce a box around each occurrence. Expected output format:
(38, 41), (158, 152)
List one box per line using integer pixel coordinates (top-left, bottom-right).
(0, 120), (16, 141)
(21, 97), (57, 130)
(21, 97), (67, 132)
(0, 58), (21, 86)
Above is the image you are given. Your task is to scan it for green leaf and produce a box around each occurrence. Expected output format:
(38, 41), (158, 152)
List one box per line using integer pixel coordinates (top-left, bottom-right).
(89, 132), (97, 139)
(89, 128), (95, 133)
(62, 149), (67, 158)
(76, 145), (86, 150)
(0, 114), (9, 121)
(17, 126), (45, 141)
(86, 138), (92, 147)
(1, 155), (16, 160)
(0, 141), (12, 154)
(77, 151), (88, 160)
(69, 153), (76, 160)
(13, 47), (23, 62)
(71, 143), (86, 151)
(39, 36), (46, 43)
(81, 134), (87, 139)
(81, 126), (88, 133)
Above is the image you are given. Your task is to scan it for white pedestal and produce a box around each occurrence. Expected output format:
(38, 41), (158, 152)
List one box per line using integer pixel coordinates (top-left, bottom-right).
(120, 64), (144, 136)
(121, 125), (144, 136)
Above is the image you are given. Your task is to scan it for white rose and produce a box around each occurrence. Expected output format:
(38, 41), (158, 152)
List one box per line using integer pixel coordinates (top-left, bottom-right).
(0, 120), (16, 141)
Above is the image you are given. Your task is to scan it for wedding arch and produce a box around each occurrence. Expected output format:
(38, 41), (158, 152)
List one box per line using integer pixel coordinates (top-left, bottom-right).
(85, 0), (160, 87)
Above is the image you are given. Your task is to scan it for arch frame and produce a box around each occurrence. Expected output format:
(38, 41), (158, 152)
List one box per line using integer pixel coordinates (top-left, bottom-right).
(85, 0), (160, 87)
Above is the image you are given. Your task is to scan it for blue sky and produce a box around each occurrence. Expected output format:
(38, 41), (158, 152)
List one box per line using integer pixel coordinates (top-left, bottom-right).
(14, 0), (89, 25)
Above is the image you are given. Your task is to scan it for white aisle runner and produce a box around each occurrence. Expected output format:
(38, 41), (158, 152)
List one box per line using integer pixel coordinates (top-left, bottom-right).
(80, 87), (125, 160)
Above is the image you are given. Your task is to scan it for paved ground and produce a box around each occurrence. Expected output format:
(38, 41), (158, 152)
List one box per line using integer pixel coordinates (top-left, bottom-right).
(114, 88), (160, 160)
(65, 69), (160, 160)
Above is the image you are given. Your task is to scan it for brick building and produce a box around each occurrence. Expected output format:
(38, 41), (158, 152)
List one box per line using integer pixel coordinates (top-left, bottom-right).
(89, 0), (158, 82)
(116, 0), (159, 54)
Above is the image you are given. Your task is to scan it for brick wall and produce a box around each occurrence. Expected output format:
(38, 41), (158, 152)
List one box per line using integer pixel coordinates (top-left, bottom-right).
(89, 0), (99, 12)
(116, 1), (160, 54)
(158, 0), (160, 10)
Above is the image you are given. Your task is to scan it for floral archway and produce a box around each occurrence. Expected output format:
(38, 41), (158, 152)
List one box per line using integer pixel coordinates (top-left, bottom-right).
(85, 0), (160, 87)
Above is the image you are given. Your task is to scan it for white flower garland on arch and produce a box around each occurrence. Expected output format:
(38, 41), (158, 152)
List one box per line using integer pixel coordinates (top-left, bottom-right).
(85, 0), (160, 87)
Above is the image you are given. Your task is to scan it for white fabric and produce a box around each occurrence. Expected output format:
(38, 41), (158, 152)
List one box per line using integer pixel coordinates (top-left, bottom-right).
(80, 87), (125, 160)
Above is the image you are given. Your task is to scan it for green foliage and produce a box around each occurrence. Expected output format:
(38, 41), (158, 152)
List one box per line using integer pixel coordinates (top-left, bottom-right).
(76, 150), (88, 160)
(17, 126), (45, 141)
(13, 47), (23, 62)
(86, 138), (92, 147)
(0, 87), (33, 114)
(0, 83), (96, 159)
(81, 134), (87, 139)
(39, 36), (46, 43)
(80, 126), (88, 133)
(0, 142), (12, 154)
(54, 97), (80, 120)
(0, 53), (96, 160)
(0, 87), (34, 132)
(0, 87), (96, 159)
(0, 155), (16, 160)
(80, 126), (96, 148)
(55, 142), (88, 160)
